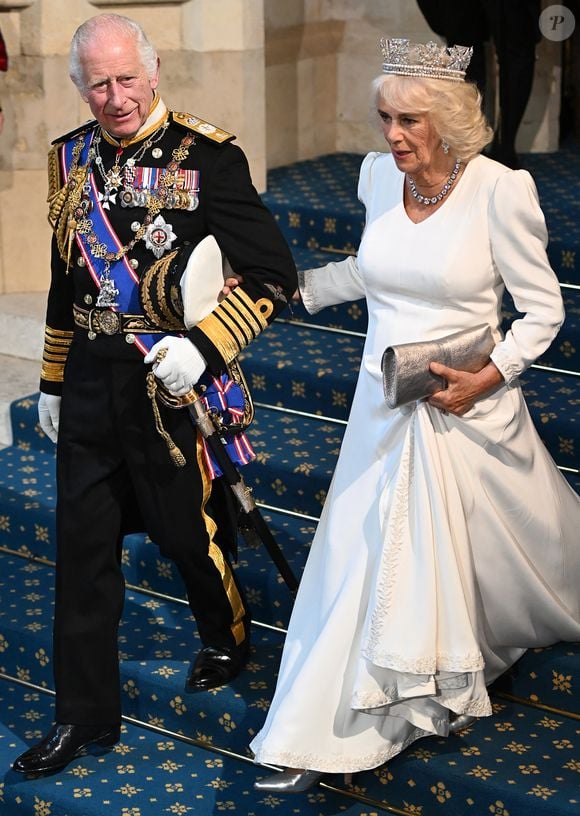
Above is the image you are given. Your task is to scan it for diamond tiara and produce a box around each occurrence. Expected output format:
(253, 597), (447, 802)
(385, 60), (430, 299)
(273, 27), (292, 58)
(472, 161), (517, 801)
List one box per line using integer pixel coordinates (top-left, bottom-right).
(380, 37), (473, 82)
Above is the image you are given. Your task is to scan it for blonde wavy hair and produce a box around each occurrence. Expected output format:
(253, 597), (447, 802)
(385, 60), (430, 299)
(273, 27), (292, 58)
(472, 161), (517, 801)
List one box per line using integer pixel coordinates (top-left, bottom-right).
(371, 74), (493, 162)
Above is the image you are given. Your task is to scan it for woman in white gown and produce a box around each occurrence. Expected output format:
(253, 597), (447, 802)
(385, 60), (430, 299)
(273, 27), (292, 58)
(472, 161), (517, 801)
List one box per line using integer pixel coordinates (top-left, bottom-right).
(250, 38), (580, 792)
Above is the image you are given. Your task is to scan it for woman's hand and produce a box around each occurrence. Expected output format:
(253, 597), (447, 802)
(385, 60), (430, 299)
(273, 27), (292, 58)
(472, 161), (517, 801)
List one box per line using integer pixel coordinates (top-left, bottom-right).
(219, 275), (302, 305)
(219, 275), (243, 302)
(427, 360), (504, 416)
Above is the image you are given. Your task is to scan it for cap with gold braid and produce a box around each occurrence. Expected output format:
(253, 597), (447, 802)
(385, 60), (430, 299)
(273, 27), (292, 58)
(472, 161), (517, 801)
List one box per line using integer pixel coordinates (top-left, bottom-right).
(380, 38), (473, 82)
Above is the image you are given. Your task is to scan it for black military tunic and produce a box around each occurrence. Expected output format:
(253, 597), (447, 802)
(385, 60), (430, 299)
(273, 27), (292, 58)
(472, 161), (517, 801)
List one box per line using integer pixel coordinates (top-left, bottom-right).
(42, 102), (297, 724)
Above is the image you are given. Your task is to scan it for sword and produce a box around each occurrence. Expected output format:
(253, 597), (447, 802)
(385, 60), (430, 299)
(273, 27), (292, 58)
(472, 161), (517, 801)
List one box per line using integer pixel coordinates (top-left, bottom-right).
(186, 391), (299, 593)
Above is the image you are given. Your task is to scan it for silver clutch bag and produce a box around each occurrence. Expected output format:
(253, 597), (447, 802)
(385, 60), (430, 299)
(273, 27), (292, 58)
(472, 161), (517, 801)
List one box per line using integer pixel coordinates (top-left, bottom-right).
(382, 324), (494, 409)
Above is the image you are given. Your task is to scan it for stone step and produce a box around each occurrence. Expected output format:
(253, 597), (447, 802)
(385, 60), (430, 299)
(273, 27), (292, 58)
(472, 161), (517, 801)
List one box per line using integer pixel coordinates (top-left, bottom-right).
(1, 550), (578, 816)
(0, 293), (45, 448)
(120, 505), (316, 631)
(242, 322), (580, 472)
(492, 641), (580, 716)
(0, 356), (41, 448)
(0, 677), (373, 816)
(291, 247), (580, 375)
(0, 398), (337, 547)
(0, 552), (286, 751)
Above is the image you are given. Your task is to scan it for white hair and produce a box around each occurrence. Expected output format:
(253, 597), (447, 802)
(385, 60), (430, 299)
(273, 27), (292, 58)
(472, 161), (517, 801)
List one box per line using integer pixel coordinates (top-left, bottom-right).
(69, 14), (158, 91)
(371, 74), (493, 162)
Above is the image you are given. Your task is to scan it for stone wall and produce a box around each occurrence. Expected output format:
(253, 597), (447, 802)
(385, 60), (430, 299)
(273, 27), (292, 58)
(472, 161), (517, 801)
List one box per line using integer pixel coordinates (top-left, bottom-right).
(0, 0), (565, 293)
(0, 0), (266, 293)
(265, 0), (563, 165)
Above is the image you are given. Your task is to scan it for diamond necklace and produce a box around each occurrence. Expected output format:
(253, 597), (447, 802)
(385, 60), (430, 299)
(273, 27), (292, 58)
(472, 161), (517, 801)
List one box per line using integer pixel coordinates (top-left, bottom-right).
(407, 158), (461, 205)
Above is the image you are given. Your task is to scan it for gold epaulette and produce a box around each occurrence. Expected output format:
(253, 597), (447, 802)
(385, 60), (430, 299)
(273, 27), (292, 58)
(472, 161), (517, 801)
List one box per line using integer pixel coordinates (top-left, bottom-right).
(47, 119), (96, 207)
(47, 122), (94, 263)
(41, 326), (74, 384)
(50, 119), (97, 147)
(171, 111), (235, 144)
(47, 143), (63, 201)
(195, 287), (274, 365)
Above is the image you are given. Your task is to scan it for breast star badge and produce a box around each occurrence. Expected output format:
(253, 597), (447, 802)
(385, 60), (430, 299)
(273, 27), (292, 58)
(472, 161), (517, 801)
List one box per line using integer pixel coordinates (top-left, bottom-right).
(144, 214), (177, 259)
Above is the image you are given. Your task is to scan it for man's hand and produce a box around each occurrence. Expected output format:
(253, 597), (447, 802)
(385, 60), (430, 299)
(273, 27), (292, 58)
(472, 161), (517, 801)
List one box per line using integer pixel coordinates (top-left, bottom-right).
(144, 336), (207, 396)
(427, 360), (503, 416)
(38, 393), (61, 443)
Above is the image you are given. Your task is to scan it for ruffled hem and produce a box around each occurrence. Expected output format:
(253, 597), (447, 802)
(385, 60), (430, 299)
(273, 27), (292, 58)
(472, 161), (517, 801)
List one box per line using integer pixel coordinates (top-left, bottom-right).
(352, 691), (492, 718)
(360, 648), (485, 674)
(251, 726), (430, 774)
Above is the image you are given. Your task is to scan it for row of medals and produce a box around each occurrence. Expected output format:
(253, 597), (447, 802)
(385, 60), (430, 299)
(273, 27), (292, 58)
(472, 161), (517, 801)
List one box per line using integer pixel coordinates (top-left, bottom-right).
(74, 126), (197, 309)
(95, 132), (199, 212)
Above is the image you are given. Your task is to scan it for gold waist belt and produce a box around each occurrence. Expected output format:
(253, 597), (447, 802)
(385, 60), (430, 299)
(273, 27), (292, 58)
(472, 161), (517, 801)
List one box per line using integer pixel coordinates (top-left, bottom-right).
(73, 304), (166, 337)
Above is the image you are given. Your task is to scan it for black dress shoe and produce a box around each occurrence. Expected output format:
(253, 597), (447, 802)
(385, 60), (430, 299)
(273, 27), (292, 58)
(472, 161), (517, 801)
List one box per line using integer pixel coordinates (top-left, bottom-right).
(12, 722), (121, 774)
(186, 642), (249, 692)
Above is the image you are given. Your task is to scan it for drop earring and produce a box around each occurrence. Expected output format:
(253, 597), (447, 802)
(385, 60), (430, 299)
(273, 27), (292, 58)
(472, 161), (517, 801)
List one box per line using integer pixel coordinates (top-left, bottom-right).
(441, 140), (450, 154)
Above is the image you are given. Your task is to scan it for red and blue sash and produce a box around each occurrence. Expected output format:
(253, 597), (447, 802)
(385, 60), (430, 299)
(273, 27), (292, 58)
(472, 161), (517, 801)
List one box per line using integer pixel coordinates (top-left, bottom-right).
(61, 131), (254, 476)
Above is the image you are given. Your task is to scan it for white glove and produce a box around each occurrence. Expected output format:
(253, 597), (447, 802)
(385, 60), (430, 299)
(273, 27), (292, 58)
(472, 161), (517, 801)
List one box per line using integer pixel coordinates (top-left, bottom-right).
(38, 392), (61, 443)
(144, 336), (207, 396)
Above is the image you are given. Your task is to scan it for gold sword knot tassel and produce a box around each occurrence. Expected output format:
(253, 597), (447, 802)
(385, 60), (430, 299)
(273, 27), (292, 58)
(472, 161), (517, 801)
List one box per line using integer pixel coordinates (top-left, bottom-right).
(145, 347), (187, 467)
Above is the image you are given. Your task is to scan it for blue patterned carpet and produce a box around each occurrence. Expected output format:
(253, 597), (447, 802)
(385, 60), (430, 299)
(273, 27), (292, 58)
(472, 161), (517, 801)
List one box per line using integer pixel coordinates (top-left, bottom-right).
(0, 146), (579, 815)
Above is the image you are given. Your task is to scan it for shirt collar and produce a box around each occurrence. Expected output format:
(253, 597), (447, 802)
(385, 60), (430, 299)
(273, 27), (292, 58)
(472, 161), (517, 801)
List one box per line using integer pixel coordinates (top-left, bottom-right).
(101, 93), (168, 148)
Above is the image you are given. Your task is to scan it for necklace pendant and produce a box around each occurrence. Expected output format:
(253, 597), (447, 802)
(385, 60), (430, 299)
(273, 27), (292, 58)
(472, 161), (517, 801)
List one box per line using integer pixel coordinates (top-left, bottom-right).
(98, 189), (117, 210)
(96, 262), (119, 308)
(96, 277), (119, 308)
(105, 166), (124, 191)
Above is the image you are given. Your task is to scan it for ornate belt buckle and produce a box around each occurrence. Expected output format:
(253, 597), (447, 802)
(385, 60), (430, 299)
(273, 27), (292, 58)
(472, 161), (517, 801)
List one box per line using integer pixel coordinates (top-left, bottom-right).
(98, 309), (121, 335)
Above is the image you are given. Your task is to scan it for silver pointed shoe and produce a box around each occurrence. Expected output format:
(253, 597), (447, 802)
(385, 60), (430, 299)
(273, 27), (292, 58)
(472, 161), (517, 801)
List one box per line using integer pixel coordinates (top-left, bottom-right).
(254, 768), (323, 793)
(449, 713), (477, 733)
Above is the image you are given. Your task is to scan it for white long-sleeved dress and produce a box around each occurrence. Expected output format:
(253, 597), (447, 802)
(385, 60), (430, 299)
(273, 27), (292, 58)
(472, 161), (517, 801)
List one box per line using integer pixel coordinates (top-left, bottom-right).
(250, 153), (580, 774)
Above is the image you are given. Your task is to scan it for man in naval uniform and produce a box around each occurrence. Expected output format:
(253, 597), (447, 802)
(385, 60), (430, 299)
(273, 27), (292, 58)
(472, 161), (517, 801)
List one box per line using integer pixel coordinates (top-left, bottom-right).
(13, 13), (297, 775)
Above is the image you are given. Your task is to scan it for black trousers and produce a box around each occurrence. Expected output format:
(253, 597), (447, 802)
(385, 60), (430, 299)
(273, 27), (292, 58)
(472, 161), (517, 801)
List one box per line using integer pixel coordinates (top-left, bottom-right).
(53, 338), (249, 724)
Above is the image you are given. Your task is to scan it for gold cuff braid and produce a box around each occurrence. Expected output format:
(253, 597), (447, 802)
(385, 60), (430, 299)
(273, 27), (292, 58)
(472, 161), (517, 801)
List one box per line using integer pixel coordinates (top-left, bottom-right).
(195, 287), (273, 365)
(41, 326), (73, 383)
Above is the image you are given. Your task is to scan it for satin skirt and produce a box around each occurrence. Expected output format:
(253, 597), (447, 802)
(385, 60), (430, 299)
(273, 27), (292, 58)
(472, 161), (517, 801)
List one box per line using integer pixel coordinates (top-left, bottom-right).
(250, 379), (580, 773)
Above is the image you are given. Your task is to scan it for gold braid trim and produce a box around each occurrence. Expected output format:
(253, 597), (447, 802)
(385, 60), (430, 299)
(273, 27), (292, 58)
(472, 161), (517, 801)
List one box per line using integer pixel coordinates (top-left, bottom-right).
(172, 111), (235, 144)
(217, 301), (255, 346)
(41, 326), (73, 382)
(145, 368), (187, 467)
(139, 248), (185, 331)
(227, 358), (255, 428)
(47, 145), (62, 204)
(47, 134), (92, 269)
(233, 287), (273, 325)
(196, 434), (247, 645)
(220, 295), (265, 337)
(196, 288), (273, 365)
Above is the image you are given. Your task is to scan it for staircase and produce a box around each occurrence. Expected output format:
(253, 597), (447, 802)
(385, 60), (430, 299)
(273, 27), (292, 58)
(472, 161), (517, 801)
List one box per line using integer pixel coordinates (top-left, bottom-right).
(0, 149), (578, 816)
